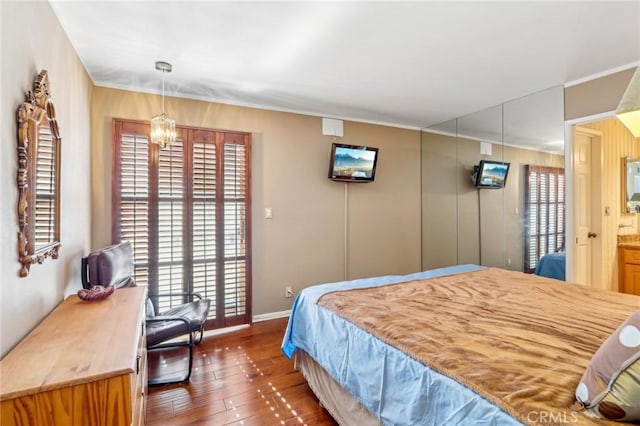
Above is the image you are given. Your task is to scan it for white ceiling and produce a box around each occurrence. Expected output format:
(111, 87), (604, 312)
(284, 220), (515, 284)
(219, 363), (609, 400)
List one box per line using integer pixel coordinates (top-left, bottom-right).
(50, 1), (639, 133)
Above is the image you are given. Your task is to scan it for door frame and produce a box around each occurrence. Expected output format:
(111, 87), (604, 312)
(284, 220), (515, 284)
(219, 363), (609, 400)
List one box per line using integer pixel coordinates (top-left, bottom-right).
(572, 125), (604, 287)
(565, 111), (612, 284)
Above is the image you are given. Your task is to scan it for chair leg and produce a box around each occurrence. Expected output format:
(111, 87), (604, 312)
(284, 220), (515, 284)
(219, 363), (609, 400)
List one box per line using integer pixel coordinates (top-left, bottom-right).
(147, 333), (194, 387)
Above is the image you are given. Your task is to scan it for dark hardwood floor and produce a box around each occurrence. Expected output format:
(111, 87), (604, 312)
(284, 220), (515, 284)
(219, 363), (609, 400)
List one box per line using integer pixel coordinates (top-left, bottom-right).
(146, 318), (338, 425)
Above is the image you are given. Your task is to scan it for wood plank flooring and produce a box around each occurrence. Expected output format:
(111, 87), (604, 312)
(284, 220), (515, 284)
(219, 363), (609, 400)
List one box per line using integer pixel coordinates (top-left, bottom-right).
(146, 318), (338, 425)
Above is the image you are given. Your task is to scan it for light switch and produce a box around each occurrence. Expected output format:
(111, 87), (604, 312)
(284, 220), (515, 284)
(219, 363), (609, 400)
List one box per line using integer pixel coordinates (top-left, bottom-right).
(265, 207), (273, 219)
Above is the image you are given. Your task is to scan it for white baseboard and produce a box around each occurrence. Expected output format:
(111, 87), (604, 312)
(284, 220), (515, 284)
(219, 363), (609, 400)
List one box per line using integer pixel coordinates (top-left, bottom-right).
(252, 310), (291, 322)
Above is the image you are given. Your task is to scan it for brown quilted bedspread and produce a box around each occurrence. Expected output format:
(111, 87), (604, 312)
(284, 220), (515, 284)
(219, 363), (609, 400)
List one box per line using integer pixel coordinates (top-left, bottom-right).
(317, 267), (640, 425)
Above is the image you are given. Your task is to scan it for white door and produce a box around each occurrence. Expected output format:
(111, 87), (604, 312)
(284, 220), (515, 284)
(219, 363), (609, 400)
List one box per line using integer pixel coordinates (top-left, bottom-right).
(572, 126), (602, 287)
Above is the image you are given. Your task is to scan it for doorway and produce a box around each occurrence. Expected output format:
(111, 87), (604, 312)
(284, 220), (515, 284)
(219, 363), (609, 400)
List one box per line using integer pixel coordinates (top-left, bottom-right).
(572, 126), (603, 288)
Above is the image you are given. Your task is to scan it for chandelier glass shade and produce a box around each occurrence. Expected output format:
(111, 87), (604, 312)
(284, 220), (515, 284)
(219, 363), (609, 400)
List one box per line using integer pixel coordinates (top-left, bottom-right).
(150, 112), (175, 148)
(616, 66), (640, 138)
(150, 61), (176, 148)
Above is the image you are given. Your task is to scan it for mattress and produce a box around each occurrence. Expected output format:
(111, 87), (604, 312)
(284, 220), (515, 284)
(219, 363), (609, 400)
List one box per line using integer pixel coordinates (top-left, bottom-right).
(295, 350), (381, 426)
(282, 265), (639, 425)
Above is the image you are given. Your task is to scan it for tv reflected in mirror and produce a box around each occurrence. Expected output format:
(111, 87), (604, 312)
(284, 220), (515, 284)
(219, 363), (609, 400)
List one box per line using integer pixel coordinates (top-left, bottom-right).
(328, 143), (379, 183)
(473, 160), (510, 189)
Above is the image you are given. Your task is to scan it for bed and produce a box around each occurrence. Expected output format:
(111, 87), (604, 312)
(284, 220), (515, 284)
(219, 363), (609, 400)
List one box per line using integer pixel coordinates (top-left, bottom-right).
(534, 252), (566, 281)
(281, 265), (640, 425)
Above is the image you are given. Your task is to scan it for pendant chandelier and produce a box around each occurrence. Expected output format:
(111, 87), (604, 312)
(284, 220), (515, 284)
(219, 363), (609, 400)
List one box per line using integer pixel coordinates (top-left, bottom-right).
(150, 61), (176, 148)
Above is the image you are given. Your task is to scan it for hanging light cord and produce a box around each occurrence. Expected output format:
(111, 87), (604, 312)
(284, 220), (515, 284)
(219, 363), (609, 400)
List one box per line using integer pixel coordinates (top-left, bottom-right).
(161, 70), (166, 114)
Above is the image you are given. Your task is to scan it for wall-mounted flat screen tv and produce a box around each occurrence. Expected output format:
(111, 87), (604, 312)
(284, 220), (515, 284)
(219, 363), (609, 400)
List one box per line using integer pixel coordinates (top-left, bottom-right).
(473, 160), (510, 188)
(328, 143), (379, 183)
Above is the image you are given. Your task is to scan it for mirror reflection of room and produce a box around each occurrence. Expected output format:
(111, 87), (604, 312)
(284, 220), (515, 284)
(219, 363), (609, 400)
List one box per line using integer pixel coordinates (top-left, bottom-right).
(625, 157), (640, 213)
(421, 86), (565, 280)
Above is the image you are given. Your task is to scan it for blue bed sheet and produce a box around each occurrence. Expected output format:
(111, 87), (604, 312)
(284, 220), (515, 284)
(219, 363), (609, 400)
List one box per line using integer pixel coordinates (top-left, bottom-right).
(534, 252), (566, 281)
(281, 265), (522, 426)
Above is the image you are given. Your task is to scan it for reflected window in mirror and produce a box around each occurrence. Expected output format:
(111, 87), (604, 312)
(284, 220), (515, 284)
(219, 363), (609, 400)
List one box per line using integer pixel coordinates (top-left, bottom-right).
(524, 165), (566, 273)
(17, 70), (61, 277)
(624, 157), (640, 214)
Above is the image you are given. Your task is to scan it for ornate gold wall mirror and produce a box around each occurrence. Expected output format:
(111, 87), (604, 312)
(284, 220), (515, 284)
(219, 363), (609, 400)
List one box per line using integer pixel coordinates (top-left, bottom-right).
(17, 70), (61, 277)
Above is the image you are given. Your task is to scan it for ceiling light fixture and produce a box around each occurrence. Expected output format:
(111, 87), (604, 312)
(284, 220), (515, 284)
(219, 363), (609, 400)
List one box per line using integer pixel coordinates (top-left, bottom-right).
(150, 61), (176, 148)
(616, 66), (640, 138)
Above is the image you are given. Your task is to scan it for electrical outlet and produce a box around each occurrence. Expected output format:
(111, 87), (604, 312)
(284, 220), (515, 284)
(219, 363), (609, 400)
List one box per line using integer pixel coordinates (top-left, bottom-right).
(285, 286), (293, 298)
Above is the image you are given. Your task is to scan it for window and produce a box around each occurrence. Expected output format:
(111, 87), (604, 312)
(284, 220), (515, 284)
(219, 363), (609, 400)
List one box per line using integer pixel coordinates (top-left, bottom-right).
(112, 119), (251, 329)
(524, 165), (565, 273)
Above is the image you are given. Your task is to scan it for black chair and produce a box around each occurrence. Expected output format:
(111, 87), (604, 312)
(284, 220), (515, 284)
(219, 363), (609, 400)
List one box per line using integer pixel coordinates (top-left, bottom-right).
(81, 242), (211, 386)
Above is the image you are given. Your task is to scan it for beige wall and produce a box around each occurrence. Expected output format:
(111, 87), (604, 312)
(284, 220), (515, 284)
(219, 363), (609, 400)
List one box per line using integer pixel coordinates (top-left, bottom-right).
(420, 132), (458, 268)
(565, 67), (636, 121)
(421, 131), (564, 272)
(581, 118), (640, 291)
(1, 1), (93, 357)
(91, 87), (422, 317)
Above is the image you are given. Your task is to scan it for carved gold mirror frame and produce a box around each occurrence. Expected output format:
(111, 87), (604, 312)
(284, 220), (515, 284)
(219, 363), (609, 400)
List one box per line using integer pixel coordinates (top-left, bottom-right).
(17, 70), (61, 277)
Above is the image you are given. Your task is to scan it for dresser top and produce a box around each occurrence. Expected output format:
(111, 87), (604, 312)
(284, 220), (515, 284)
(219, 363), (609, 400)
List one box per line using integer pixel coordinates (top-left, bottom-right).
(619, 242), (640, 249)
(0, 286), (146, 401)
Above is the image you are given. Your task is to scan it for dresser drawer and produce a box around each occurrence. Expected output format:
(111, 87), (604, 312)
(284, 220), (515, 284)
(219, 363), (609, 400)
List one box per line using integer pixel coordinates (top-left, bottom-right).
(622, 247), (640, 265)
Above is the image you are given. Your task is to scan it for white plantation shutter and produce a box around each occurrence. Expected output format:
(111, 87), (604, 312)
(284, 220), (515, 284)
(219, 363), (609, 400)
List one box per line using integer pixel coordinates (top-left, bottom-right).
(223, 141), (247, 317)
(117, 130), (149, 286)
(113, 120), (251, 329)
(525, 165), (565, 273)
(34, 124), (58, 247)
(155, 138), (185, 312)
(192, 138), (218, 320)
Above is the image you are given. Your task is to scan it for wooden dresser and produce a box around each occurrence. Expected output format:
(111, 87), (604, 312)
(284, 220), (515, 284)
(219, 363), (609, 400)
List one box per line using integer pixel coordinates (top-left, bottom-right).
(618, 244), (640, 296)
(0, 286), (147, 426)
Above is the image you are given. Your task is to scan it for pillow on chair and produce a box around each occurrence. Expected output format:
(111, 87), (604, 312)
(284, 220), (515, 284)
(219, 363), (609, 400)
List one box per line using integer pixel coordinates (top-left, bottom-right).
(85, 242), (136, 288)
(146, 298), (155, 317)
